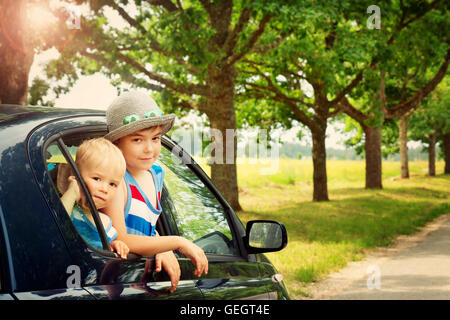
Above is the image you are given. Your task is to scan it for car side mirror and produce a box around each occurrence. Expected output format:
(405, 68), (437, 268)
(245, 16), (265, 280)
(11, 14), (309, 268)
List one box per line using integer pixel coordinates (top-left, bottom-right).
(244, 220), (287, 254)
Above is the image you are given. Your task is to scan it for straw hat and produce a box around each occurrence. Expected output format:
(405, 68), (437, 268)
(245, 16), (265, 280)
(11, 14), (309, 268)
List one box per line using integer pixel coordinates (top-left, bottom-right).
(104, 91), (175, 142)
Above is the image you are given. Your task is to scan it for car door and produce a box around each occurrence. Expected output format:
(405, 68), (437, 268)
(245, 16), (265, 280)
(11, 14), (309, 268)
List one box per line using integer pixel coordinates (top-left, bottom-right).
(29, 115), (204, 300)
(157, 142), (272, 300)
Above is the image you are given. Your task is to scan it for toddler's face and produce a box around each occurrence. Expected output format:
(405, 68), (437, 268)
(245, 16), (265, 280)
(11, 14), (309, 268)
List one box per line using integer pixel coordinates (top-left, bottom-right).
(79, 161), (123, 210)
(116, 126), (163, 172)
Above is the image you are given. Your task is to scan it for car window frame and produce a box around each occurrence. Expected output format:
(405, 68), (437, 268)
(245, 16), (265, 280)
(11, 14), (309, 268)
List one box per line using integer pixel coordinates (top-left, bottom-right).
(56, 136), (111, 251)
(37, 118), (248, 262)
(42, 126), (121, 259)
(41, 125), (189, 261)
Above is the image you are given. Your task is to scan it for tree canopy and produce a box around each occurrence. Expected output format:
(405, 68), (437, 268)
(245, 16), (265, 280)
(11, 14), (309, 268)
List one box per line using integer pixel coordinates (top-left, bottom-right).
(43, 0), (301, 210)
(2, 0), (448, 207)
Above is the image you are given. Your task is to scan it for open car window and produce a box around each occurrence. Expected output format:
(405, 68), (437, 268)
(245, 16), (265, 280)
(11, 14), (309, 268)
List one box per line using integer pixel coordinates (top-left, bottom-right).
(44, 133), (114, 254)
(45, 130), (238, 257)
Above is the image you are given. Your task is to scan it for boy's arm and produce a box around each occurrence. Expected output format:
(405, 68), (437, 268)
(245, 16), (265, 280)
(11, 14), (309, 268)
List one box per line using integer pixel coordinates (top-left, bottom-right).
(60, 176), (80, 215)
(103, 179), (208, 276)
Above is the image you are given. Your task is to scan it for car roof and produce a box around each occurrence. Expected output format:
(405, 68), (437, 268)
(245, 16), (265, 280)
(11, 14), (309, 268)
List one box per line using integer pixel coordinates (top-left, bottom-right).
(0, 104), (107, 152)
(0, 104), (106, 133)
(0, 104), (105, 120)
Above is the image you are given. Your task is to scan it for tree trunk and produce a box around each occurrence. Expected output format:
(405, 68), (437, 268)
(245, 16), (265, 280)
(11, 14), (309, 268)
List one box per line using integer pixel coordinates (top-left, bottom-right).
(311, 126), (329, 201)
(365, 126), (383, 189)
(206, 69), (242, 212)
(399, 114), (410, 178)
(364, 71), (385, 189)
(428, 133), (436, 176)
(443, 132), (450, 174)
(208, 109), (242, 211)
(0, 0), (34, 104)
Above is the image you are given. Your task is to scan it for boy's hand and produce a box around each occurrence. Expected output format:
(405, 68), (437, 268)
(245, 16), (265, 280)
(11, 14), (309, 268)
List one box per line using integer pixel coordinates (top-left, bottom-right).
(67, 176), (81, 202)
(178, 239), (209, 277)
(155, 251), (180, 293)
(110, 240), (129, 259)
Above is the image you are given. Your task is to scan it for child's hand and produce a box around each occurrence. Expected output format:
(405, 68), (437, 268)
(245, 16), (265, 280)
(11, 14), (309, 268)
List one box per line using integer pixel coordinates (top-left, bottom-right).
(155, 251), (180, 293)
(178, 238), (208, 277)
(110, 240), (129, 259)
(67, 176), (81, 202)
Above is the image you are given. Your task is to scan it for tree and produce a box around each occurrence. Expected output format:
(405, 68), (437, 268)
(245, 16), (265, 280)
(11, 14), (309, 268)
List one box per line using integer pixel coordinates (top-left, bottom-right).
(42, 0), (296, 211)
(238, 1), (378, 201)
(28, 77), (55, 107)
(409, 76), (450, 176)
(398, 110), (414, 178)
(342, 0), (449, 188)
(443, 132), (450, 174)
(0, 0), (78, 104)
(0, 0), (34, 104)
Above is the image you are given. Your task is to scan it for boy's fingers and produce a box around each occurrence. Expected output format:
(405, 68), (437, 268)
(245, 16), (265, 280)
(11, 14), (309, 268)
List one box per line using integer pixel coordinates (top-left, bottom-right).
(162, 264), (179, 293)
(197, 254), (208, 276)
(194, 260), (207, 277)
(121, 247), (128, 259)
(170, 274), (179, 293)
(155, 255), (162, 272)
(196, 264), (202, 277)
(111, 243), (128, 259)
(204, 259), (208, 275)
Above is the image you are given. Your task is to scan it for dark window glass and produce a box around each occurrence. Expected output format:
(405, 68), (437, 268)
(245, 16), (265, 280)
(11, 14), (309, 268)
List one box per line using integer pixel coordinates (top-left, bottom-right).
(158, 147), (237, 256)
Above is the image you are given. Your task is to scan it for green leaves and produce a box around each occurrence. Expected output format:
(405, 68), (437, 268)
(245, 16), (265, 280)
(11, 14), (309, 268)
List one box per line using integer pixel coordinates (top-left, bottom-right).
(409, 77), (450, 145)
(28, 78), (55, 107)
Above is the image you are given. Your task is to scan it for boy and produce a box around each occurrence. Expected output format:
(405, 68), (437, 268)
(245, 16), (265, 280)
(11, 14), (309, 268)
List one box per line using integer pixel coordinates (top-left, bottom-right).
(60, 138), (129, 259)
(103, 91), (208, 293)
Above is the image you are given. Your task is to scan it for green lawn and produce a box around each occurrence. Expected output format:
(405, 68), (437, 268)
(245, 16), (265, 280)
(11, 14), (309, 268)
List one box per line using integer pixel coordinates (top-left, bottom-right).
(198, 158), (450, 298)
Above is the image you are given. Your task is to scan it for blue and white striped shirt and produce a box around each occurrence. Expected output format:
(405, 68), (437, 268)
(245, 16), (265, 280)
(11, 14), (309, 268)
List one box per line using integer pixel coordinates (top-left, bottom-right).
(123, 164), (164, 237)
(70, 204), (118, 249)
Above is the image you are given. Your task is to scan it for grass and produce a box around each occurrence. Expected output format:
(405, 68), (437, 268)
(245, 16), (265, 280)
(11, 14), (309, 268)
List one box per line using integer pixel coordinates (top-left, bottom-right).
(197, 158), (450, 299)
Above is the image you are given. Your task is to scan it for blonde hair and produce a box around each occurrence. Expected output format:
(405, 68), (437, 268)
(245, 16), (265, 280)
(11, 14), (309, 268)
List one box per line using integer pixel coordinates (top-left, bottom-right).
(75, 137), (126, 175)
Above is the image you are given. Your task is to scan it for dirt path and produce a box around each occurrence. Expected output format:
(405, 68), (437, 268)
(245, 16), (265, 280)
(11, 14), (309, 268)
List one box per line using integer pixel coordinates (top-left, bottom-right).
(305, 213), (450, 300)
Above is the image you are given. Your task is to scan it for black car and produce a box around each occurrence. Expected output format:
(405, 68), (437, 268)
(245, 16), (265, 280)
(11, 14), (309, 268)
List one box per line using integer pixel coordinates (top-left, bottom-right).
(0, 104), (289, 300)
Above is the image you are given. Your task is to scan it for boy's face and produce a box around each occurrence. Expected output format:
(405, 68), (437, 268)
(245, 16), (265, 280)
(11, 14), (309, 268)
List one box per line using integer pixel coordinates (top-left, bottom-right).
(79, 160), (123, 210)
(115, 126), (163, 172)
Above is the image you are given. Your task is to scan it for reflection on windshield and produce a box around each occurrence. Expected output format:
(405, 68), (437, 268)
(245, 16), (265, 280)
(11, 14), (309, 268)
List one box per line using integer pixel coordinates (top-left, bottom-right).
(158, 147), (236, 256)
